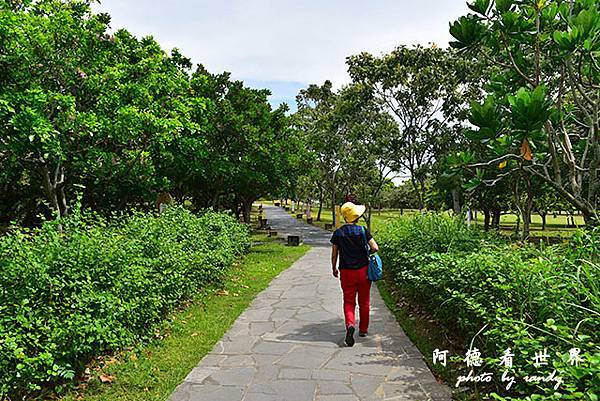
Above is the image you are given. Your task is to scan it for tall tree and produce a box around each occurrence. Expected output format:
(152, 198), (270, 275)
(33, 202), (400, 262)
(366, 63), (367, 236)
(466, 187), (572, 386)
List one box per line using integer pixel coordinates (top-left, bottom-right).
(295, 81), (352, 226)
(451, 0), (600, 225)
(347, 45), (476, 210)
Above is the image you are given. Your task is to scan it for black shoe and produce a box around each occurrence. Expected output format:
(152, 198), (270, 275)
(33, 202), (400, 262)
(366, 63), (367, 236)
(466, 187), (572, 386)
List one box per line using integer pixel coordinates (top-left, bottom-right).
(345, 326), (355, 347)
(359, 332), (368, 337)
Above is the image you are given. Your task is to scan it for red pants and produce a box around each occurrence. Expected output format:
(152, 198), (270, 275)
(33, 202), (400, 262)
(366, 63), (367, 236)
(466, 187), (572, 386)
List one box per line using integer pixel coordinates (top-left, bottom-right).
(340, 266), (371, 333)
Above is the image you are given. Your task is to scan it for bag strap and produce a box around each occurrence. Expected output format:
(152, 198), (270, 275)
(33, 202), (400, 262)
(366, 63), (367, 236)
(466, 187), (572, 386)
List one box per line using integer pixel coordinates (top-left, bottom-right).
(361, 226), (370, 257)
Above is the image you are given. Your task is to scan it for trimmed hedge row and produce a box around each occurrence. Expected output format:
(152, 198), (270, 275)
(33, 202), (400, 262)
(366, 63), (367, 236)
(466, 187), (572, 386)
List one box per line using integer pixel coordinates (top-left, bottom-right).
(378, 214), (599, 400)
(0, 207), (250, 397)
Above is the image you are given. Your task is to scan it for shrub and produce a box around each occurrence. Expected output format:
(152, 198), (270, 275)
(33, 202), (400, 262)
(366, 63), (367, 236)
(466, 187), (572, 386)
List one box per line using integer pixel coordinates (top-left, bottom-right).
(0, 206), (249, 398)
(378, 213), (599, 400)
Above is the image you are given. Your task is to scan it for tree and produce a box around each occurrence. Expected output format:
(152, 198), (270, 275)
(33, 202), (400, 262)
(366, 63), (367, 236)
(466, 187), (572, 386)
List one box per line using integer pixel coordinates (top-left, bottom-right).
(0, 1), (211, 220)
(451, 0), (600, 225)
(0, 0), (302, 225)
(195, 68), (306, 222)
(334, 85), (400, 231)
(347, 45), (478, 210)
(295, 81), (352, 226)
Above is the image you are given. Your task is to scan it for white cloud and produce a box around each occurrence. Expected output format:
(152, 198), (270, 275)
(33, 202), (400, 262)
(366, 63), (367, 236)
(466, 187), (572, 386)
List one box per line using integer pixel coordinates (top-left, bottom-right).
(94, 0), (468, 88)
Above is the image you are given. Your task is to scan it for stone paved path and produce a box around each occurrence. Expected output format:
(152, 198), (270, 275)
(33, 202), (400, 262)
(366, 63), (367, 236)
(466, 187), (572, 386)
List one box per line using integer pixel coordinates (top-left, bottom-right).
(168, 205), (452, 401)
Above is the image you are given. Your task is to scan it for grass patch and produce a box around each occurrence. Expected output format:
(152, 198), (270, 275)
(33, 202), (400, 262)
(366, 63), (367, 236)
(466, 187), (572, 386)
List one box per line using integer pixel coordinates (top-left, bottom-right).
(60, 234), (309, 401)
(280, 205), (415, 234)
(276, 203), (581, 239)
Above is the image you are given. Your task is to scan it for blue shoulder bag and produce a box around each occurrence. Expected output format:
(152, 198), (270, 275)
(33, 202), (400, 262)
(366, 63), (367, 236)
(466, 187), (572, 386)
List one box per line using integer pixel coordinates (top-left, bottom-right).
(361, 226), (383, 282)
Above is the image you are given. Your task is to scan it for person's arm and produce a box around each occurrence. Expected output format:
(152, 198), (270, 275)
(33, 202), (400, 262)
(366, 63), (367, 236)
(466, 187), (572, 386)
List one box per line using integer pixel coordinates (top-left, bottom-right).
(331, 245), (339, 277)
(368, 238), (379, 253)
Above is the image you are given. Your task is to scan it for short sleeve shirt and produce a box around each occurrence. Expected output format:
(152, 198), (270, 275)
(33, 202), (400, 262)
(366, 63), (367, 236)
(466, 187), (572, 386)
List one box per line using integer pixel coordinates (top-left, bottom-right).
(330, 224), (373, 270)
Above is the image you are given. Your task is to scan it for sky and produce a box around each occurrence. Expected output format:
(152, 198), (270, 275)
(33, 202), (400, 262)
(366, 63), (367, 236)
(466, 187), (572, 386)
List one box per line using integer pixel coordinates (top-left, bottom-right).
(93, 0), (469, 111)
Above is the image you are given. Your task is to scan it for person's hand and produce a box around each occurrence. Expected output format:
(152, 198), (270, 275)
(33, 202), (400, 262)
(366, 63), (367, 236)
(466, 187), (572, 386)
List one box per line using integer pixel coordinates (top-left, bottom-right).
(332, 268), (339, 278)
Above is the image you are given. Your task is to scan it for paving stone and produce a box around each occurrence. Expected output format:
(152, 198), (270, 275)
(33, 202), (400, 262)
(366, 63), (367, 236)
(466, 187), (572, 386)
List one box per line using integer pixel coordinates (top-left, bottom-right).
(182, 367), (219, 384)
(316, 395), (360, 401)
(243, 393), (285, 401)
(350, 373), (385, 399)
(318, 380), (354, 395)
(382, 382), (430, 401)
(276, 345), (337, 369)
(252, 340), (296, 355)
(270, 308), (298, 321)
(220, 354), (255, 367)
(270, 380), (318, 401)
(279, 367), (311, 379)
(167, 206), (451, 401)
(207, 367), (255, 386)
(239, 308), (274, 321)
(217, 335), (259, 354)
(168, 383), (244, 401)
(250, 321), (275, 336)
(196, 354), (226, 368)
(312, 369), (351, 382)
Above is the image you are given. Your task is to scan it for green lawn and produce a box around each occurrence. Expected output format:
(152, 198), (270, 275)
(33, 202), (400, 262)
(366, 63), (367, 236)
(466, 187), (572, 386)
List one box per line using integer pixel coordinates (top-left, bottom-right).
(276, 203), (581, 238)
(470, 211), (583, 237)
(61, 234), (309, 401)
(282, 205), (416, 234)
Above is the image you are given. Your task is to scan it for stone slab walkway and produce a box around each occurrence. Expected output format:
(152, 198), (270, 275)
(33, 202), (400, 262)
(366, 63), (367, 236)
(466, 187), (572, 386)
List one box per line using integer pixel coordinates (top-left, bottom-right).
(168, 205), (451, 401)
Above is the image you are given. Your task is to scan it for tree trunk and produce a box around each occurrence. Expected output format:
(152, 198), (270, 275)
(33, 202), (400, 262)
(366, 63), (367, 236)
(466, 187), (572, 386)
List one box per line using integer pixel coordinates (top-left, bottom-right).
(540, 212), (547, 231)
(366, 206), (372, 232)
(483, 209), (491, 231)
(451, 188), (461, 215)
(241, 198), (253, 224)
(317, 186), (324, 221)
(41, 163), (66, 218)
(409, 175), (424, 211)
(492, 208), (501, 229)
(331, 186), (337, 226)
(523, 180), (534, 240)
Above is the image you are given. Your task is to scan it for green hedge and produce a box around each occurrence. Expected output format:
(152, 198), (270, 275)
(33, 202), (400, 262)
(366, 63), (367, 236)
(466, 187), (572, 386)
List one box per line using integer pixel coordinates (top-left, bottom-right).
(0, 207), (250, 397)
(379, 213), (599, 400)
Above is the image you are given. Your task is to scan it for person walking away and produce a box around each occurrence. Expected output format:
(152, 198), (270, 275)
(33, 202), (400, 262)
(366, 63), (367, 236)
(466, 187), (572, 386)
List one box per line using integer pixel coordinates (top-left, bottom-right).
(330, 202), (379, 347)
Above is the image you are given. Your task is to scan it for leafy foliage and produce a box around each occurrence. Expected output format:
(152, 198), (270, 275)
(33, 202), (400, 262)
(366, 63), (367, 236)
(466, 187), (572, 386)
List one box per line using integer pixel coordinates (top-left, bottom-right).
(0, 0), (305, 225)
(379, 214), (599, 400)
(0, 206), (249, 398)
(451, 0), (600, 225)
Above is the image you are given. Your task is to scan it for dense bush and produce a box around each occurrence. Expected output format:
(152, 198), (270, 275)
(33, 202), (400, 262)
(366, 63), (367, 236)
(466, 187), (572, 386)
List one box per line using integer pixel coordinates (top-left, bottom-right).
(379, 214), (599, 400)
(0, 206), (249, 397)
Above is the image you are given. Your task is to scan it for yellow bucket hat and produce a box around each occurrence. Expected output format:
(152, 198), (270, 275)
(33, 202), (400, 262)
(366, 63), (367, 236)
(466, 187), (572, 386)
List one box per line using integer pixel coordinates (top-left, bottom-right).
(341, 202), (366, 223)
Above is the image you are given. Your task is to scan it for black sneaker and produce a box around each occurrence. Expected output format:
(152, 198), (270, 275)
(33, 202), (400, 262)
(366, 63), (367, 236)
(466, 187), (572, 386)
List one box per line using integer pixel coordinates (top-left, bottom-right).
(345, 326), (355, 347)
(359, 332), (368, 337)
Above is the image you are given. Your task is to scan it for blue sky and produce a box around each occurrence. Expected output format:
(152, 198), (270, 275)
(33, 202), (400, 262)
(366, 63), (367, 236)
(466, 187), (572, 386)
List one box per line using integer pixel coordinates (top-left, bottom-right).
(93, 0), (468, 111)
